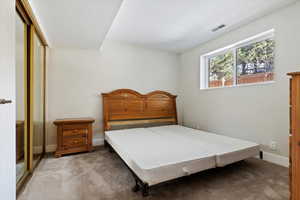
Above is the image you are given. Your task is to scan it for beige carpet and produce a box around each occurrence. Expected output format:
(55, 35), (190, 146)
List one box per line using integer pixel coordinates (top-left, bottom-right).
(18, 148), (289, 200)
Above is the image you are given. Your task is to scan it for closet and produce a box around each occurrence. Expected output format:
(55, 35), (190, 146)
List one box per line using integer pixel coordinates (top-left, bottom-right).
(16, 0), (47, 194)
(288, 72), (300, 200)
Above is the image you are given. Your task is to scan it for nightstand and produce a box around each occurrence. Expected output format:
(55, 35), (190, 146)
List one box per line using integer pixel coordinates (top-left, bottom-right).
(53, 118), (95, 157)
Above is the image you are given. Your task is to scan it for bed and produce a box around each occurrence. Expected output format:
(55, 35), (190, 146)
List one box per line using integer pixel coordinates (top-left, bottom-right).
(102, 89), (261, 196)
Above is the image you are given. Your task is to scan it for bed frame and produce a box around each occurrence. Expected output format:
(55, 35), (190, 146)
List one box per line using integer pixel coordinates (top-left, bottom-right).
(102, 89), (178, 196)
(101, 89), (263, 197)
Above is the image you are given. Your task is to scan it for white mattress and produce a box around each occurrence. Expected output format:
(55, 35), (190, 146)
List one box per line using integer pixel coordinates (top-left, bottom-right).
(147, 125), (260, 167)
(105, 128), (216, 186)
(105, 125), (260, 186)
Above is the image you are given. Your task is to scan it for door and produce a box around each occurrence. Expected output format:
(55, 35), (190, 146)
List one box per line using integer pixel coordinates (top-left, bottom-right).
(0, 0), (16, 200)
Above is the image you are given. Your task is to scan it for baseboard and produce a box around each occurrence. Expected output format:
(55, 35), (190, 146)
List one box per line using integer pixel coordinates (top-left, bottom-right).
(46, 138), (104, 153)
(93, 138), (104, 146)
(46, 144), (57, 153)
(259, 151), (289, 168)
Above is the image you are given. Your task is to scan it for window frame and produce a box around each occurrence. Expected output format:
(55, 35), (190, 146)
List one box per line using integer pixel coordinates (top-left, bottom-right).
(200, 29), (275, 90)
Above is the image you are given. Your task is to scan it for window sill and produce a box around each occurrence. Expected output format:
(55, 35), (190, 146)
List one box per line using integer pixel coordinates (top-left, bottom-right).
(200, 81), (275, 91)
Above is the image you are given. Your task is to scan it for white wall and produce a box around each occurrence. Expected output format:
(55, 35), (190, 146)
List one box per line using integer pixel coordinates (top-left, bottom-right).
(179, 2), (300, 157)
(46, 40), (179, 149)
(0, 0), (16, 199)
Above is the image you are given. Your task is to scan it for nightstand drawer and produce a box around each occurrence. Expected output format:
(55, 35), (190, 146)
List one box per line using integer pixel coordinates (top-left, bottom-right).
(63, 136), (87, 149)
(63, 128), (87, 137)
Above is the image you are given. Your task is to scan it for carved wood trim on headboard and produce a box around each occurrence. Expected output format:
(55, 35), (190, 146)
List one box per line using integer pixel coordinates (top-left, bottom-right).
(102, 89), (178, 131)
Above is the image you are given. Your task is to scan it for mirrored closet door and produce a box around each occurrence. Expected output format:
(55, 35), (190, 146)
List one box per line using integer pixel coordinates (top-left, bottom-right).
(31, 28), (45, 168)
(16, 12), (28, 184)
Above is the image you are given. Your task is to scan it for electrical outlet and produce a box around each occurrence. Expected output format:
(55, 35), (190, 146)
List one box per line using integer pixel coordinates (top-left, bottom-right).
(270, 141), (277, 151)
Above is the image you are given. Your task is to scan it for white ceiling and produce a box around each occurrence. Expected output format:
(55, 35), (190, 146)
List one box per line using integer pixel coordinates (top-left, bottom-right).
(107, 0), (298, 53)
(29, 0), (123, 49)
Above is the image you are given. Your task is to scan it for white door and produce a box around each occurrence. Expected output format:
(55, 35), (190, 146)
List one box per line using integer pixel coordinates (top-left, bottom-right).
(0, 0), (16, 200)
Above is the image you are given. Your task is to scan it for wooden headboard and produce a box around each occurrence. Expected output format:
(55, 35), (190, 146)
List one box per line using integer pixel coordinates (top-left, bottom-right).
(102, 89), (178, 131)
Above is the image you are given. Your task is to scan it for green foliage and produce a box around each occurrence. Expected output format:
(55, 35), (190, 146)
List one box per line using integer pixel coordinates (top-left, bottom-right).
(209, 52), (233, 81)
(237, 39), (275, 65)
(209, 39), (275, 81)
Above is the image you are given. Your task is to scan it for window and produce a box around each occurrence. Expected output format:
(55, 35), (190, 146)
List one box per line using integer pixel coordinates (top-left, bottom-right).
(201, 30), (275, 89)
(209, 51), (234, 88)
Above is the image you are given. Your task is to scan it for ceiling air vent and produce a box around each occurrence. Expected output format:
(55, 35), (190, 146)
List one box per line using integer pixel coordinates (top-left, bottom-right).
(212, 24), (226, 32)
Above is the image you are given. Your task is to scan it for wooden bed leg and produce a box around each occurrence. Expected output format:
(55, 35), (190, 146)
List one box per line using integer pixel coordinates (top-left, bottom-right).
(132, 179), (140, 192)
(142, 183), (149, 197)
(260, 151), (264, 160)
